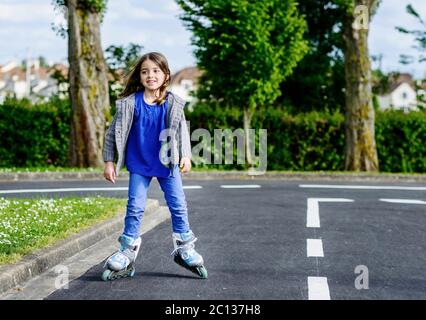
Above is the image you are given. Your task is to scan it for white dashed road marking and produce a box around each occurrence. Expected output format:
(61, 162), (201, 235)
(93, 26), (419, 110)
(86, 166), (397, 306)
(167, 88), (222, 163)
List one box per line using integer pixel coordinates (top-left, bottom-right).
(379, 199), (426, 204)
(300, 184), (426, 191)
(307, 198), (354, 228)
(220, 185), (261, 189)
(307, 239), (324, 257)
(307, 277), (331, 300)
(306, 198), (354, 300)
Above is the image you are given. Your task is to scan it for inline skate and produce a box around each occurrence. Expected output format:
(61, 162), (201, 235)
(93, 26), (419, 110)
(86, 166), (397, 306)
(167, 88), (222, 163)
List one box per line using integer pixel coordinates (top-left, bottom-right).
(171, 230), (208, 279)
(102, 235), (142, 281)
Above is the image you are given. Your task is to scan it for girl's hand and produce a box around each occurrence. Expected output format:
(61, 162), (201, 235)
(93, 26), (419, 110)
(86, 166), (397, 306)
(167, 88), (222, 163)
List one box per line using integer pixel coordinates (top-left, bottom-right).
(179, 157), (192, 173)
(104, 162), (116, 184)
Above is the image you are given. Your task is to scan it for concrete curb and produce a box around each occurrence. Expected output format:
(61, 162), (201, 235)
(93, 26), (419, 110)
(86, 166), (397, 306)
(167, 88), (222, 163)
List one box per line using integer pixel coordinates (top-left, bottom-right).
(0, 198), (161, 296)
(0, 170), (425, 182)
(0, 172), (106, 182)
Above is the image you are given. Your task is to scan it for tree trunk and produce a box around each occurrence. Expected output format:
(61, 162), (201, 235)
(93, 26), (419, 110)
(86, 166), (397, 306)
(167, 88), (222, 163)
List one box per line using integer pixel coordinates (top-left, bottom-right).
(243, 107), (254, 168)
(67, 0), (110, 167)
(343, 0), (379, 171)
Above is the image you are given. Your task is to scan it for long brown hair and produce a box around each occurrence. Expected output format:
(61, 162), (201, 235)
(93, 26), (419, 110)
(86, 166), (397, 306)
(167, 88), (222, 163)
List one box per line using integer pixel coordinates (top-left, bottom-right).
(119, 52), (171, 105)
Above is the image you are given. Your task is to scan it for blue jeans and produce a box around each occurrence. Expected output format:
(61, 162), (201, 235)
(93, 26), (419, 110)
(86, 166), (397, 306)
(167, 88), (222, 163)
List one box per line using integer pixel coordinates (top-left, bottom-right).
(123, 166), (190, 239)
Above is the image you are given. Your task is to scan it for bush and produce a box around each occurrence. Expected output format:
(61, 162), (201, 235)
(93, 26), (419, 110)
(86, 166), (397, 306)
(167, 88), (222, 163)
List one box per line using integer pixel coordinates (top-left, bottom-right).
(0, 97), (424, 173)
(0, 96), (71, 168)
(186, 103), (426, 173)
(375, 109), (426, 173)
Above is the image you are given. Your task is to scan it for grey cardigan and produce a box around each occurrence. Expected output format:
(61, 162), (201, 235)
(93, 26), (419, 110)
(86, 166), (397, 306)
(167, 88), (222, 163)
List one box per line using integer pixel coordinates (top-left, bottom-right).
(102, 91), (192, 176)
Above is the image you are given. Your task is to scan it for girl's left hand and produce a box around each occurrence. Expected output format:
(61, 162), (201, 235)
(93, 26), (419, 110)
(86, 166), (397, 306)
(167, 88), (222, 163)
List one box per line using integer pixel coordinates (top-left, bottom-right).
(179, 157), (192, 173)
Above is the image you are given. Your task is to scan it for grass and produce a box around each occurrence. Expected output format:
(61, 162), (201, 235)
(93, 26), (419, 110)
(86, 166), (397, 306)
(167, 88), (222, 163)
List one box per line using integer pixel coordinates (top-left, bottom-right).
(0, 196), (127, 266)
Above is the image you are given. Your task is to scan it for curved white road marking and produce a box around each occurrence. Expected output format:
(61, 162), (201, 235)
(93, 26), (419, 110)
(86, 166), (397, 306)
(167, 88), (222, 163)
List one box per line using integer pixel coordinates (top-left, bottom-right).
(307, 198), (354, 228)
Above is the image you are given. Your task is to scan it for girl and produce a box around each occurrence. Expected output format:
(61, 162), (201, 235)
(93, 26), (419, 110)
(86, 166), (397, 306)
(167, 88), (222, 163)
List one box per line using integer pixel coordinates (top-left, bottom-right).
(101, 52), (207, 281)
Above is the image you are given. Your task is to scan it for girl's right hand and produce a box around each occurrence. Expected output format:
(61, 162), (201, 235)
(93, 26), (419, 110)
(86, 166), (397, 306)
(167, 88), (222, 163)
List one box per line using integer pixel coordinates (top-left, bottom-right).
(104, 162), (116, 184)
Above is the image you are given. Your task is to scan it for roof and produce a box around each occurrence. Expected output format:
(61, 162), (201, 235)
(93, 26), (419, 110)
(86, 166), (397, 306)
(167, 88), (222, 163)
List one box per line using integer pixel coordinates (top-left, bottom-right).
(48, 63), (69, 77)
(170, 66), (203, 86)
(388, 73), (415, 92)
(0, 66), (26, 81)
(0, 63), (69, 83)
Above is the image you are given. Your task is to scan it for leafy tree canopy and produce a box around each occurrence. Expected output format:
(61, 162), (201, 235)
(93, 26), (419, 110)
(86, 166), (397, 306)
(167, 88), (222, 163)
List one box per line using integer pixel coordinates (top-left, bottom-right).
(177, 0), (309, 109)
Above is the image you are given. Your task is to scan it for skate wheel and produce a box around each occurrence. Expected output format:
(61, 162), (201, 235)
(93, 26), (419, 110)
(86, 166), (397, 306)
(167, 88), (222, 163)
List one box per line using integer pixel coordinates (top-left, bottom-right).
(197, 266), (208, 279)
(102, 269), (112, 281)
(129, 269), (135, 277)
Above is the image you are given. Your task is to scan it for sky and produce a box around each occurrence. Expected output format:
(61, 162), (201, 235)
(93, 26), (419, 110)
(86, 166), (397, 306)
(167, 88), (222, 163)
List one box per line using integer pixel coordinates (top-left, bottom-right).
(0, 0), (425, 78)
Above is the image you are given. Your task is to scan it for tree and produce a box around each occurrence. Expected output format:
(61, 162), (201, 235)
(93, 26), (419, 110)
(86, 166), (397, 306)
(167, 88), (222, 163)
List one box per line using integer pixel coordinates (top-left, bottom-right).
(340, 0), (381, 171)
(396, 4), (425, 65)
(105, 43), (143, 74)
(177, 0), (308, 166)
(279, 0), (347, 113)
(50, 65), (69, 97)
(53, 0), (110, 167)
(105, 43), (143, 105)
(38, 56), (50, 68)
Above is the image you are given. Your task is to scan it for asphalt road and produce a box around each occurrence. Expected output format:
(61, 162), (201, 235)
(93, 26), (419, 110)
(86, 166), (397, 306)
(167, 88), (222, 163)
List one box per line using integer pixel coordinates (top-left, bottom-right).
(1, 178), (425, 300)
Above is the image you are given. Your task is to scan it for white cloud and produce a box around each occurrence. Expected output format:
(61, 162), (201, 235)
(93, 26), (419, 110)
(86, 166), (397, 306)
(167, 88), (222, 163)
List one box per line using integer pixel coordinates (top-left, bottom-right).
(106, 0), (173, 21)
(100, 0), (193, 71)
(0, 2), (53, 22)
(0, 0), (424, 77)
(369, 0), (426, 78)
(164, 0), (181, 14)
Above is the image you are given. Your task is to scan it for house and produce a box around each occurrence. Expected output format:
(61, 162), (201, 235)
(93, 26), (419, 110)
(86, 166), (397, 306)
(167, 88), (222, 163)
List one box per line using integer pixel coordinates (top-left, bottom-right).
(377, 73), (421, 112)
(0, 59), (69, 103)
(0, 61), (28, 101)
(169, 66), (202, 109)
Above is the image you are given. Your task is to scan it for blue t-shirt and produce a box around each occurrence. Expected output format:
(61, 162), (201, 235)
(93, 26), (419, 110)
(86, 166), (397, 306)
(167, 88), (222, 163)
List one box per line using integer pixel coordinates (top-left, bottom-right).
(125, 91), (171, 178)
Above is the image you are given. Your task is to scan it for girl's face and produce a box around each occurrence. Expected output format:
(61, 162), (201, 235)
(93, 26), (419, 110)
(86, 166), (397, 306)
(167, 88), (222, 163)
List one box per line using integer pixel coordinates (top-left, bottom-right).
(139, 59), (168, 93)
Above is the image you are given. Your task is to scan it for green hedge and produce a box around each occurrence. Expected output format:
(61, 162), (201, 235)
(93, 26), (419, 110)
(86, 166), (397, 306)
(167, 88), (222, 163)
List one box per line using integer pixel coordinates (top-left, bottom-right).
(186, 103), (426, 173)
(0, 98), (425, 173)
(375, 110), (426, 173)
(0, 97), (71, 167)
